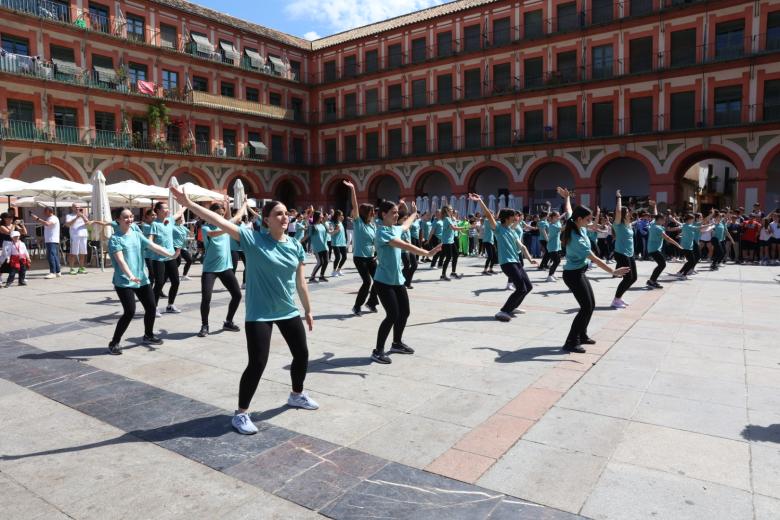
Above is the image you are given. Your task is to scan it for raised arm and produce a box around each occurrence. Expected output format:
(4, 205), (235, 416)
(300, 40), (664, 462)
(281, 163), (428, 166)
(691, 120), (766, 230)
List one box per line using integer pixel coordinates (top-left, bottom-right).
(344, 180), (359, 220)
(399, 201), (419, 232)
(170, 186), (240, 242)
(557, 186), (572, 217)
(615, 190), (623, 225)
(469, 194), (496, 230)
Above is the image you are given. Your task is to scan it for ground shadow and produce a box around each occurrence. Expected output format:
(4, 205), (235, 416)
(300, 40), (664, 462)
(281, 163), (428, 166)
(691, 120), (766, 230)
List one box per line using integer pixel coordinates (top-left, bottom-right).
(409, 316), (497, 326)
(85, 296), (120, 306)
(534, 289), (570, 297)
(474, 346), (569, 364)
(472, 287), (508, 296)
(741, 424), (780, 443)
(284, 352), (369, 378)
(17, 343), (153, 361)
(313, 313), (360, 321)
(559, 306), (615, 314)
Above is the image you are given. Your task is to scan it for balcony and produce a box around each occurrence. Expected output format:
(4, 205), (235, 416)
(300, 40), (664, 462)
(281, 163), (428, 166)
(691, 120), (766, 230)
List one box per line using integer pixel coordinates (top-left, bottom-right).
(190, 91), (296, 121)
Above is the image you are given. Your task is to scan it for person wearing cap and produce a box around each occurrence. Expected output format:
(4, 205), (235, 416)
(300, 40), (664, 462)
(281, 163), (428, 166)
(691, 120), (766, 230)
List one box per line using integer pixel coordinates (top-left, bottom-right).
(1, 230), (31, 286)
(31, 207), (61, 279)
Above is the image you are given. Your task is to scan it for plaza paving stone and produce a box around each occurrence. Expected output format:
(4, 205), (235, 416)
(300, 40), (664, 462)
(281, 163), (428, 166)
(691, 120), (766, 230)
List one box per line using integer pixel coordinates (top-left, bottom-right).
(0, 256), (778, 519)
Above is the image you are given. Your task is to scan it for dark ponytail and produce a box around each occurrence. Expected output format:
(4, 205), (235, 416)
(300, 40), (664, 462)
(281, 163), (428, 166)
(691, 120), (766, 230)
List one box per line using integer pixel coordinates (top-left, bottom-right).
(561, 205), (592, 247)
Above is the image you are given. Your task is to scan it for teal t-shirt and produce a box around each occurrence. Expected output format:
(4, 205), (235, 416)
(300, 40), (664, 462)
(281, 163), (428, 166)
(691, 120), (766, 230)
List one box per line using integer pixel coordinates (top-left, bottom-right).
(325, 222), (332, 243)
(109, 229), (152, 289)
(563, 227), (592, 270)
(141, 222), (154, 258)
(421, 220), (431, 240)
(694, 223), (702, 241)
(538, 220), (550, 240)
(353, 218), (375, 258)
(202, 224), (233, 273)
(172, 224), (189, 249)
(495, 223), (519, 265)
(514, 224), (524, 244)
(239, 226), (305, 322)
(713, 222), (726, 241)
(587, 229), (598, 244)
(441, 217), (455, 244)
(309, 223), (328, 253)
(433, 219), (444, 239)
(483, 222), (494, 244)
(374, 225), (404, 286)
(401, 227), (411, 242)
(680, 223), (699, 250)
(149, 218), (175, 261)
(409, 220), (420, 242)
(547, 221), (563, 252)
(612, 223), (634, 257)
(647, 223), (665, 253)
(331, 221), (346, 247)
(294, 221), (306, 242)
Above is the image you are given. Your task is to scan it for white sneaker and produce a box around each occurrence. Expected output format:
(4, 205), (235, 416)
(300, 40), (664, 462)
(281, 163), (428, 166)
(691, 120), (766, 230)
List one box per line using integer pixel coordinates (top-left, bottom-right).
(506, 283), (515, 291)
(511, 309), (526, 315)
(678, 275), (689, 280)
(546, 275), (557, 282)
(231, 412), (258, 435)
(180, 275), (191, 281)
(166, 305), (181, 314)
(611, 298), (627, 309)
(55, 272), (62, 278)
(287, 391), (319, 410)
(494, 311), (512, 322)
(155, 308), (163, 318)
(44, 273), (56, 279)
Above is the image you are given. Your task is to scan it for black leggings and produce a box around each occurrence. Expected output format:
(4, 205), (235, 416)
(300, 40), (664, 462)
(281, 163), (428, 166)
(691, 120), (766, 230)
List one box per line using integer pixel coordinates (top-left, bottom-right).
(152, 259), (180, 306)
(177, 249), (193, 276)
(333, 246), (347, 271)
(231, 250), (246, 284)
(548, 250), (562, 276)
(112, 284), (156, 343)
(310, 250), (328, 279)
(711, 239), (725, 267)
(500, 262), (533, 313)
(649, 251), (666, 281)
(680, 249), (697, 275)
(597, 238), (610, 260)
(429, 236), (442, 266)
(483, 242), (497, 271)
(562, 266), (595, 345)
(354, 256), (379, 308)
(613, 253), (637, 298)
(201, 269), (242, 327)
(374, 281), (409, 352)
(239, 318), (308, 410)
(441, 243), (459, 276)
(401, 251), (418, 287)
(539, 240), (549, 266)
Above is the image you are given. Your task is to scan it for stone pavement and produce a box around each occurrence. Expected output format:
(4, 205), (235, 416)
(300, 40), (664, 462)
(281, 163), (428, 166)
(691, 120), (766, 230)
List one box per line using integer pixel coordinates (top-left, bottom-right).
(0, 255), (778, 519)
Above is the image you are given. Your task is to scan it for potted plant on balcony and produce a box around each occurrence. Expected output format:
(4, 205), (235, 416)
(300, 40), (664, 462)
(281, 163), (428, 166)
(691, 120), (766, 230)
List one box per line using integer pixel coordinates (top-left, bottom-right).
(115, 66), (129, 93)
(146, 101), (170, 148)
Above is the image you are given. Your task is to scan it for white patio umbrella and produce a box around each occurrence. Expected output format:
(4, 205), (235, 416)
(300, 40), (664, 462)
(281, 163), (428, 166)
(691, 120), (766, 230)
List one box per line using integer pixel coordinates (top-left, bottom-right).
(499, 194), (507, 209)
(232, 179), (245, 211)
(449, 195), (457, 210)
(168, 176), (181, 217)
(488, 194), (497, 213)
(106, 180), (168, 203)
(179, 182), (228, 202)
(16, 177), (92, 209)
(457, 195), (467, 216)
(429, 197), (438, 214)
(91, 170), (112, 271)
(13, 196), (83, 208)
(421, 196), (429, 213)
(508, 194), (516, 210)
(0, 177), (32, 196)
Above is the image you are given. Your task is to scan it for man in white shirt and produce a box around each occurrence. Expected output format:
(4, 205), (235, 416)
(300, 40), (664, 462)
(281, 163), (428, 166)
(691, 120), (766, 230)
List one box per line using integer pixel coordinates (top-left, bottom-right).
(64, 203), (90, 274)
(31, 206), (61, 278)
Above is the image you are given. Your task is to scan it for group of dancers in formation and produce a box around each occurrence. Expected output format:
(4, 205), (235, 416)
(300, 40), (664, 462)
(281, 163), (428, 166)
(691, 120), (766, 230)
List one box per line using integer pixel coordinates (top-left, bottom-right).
(105, 181), (737, 435)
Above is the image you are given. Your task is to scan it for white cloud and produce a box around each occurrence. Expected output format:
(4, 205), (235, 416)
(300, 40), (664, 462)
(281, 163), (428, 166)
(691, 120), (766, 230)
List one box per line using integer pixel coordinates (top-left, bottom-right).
(286, 0), (444, 34)
(303, 31), (322, 40)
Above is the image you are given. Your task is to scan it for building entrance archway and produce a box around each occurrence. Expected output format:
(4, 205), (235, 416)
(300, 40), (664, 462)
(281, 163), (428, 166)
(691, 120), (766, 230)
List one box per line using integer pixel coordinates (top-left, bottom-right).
(275, 180), (298, 210)
(368, 175), (401, 205)
(415, 170), (453, 197)
(766, 154), (780, 210)
(530, 163), (575, 212)
(468, 166), (509, 199)
(598, 158), (650, 210)
(679, 156), (739, 211)
(328, 180), (352, 213)
(16, 164), (68, 183)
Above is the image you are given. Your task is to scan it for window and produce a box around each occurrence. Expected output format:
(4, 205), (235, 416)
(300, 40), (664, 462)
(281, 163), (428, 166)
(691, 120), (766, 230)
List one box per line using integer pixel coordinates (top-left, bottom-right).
(412, 126), (427, 155)
(344, 55), (357, 77)
(223, 129), (237, 157)
(464, 118), (481, 149)
(493, 63), (511, 93)
(167, 124), (180, 149)
(131, 117), (147, 144)
(630, 0), (653, 16)
(412, 37), (427, 63)
(92, 54), (113, 69)
(364, 49), (378, 73)
(94, 110), (115, 131)
(1, 34), (29, 55)
(437, 74), (453, 103)
(344, 93), (357, 117)
(669, 91), (696, 130)
(387, 128), (402, 158)
(91, 54), (115, 84)
(220, 81), (235, 98)
(162, 70), (178, 91)
(192, 76), (208, 92)
(557, 106), (578, 139)
(493, 18), (511, 46)
(494, 114), (511, 146)
(128, 62), (147, 83)
(247, 131), (262, 158)
(592, 102), (614, 136)
(54, 106), (77, 129)
(292, 138), (304, 164)
(524, 10), (543, 39)
(464, 69), (481, 99)
(630, 97), (653, 133)
(715, 20), (745, 59)
(245, 87), (259, 102)
(557, 3), (579, 33)
(767, 11), (780, 50)
(365, 132), (379, 160)
(7, 99), (34, 121)
(324, 97), (337, 122)
(463, 25), (481, 52)
(50, 44), (74, 62)
(160, 24), (178, 49)
(126, 14), (145, 42)
(344, 135), (357, 162)
(324, 60), (337, 82)
(387, 43), (403, 68)
(524, 110), (544, 142)
(591, 45), (613, 79)
(195, 125), (210, 154)
(670, 29), (696, 67)
(714, 86), (742, 126)
(524, 57), (543, 87)
(89, 3), (110, 33)
(412, 79), (427, 108)
(365, 89), (378, 115)
(219, 40), (238, 64)
(269, 92), (282, 107)
(764, 79), (780, 121)
(271, 135), (283, 162)
(324, 138), (337, 164)
(557, 50), (578, 83)
(437, 122), (453, 152)
(591, 0), (613, 24)
(289, 60), (301, 81)
(629, 37), (653, 74)
(291, 98), (304, 122)
(437, 32), (452, 57)
(388, 84), (403, 111)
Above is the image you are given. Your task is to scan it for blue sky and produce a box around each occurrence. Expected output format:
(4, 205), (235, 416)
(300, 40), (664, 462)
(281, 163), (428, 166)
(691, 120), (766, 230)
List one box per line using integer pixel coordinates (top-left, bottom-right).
(193, 0), (446, 40)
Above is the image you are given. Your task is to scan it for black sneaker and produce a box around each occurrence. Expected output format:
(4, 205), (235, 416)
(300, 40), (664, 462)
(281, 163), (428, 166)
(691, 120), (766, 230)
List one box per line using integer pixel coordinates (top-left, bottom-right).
(389, 342), (415, 354)
(562, 343), (586, 353)
(107, 341), (122, 355)
(440, 275), (451, 281)
(223, 321), (240, 332)
(365, 304), (378, 313)
(319, 276), (329, 282)
(371, 350), (392, 364)
(580, 337), (596, 345)
(143, 334), (163, 345)
(308, 277), (318, 284)
(451, 273), (461, 279)
(405, 284), (414, 289)
(197, 325), (209, 337)
(352, 306), (362, 316)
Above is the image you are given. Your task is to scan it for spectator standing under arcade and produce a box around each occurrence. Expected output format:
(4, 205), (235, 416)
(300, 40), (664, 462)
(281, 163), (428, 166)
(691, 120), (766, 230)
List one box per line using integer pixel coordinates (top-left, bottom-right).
(30, 206), (62, 278)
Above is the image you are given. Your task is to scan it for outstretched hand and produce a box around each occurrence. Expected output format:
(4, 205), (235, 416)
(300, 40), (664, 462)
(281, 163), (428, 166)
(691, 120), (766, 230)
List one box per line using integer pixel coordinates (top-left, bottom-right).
(613, 266), (630, 277)
(427, 243), (443, 257)
(342, 180), (355, 190)
(556, 186), (570, 198)
(304, 312), (314, 331)
(468, 193), (482, 201)
(169, 185), (191, 207)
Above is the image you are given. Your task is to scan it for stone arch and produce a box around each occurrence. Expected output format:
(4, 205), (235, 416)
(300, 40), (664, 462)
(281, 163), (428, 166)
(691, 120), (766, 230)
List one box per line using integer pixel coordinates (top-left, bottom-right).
(671, 148), (745, 210)
(527, 160), (577, 211)
(224, 172), (260, 198)
(595, 156), (652, 210)
(162, 167), (214, 188)
(764, 153), (780, 210)
(9, 156), (84, 182)
(464, 161), (512, 198)
(101, 162), (154, 184)
(274, 179), (301, 210)
(323, 175), (354, 213)
(414, 168), (454, 197)
(367, 172), (402, 205)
